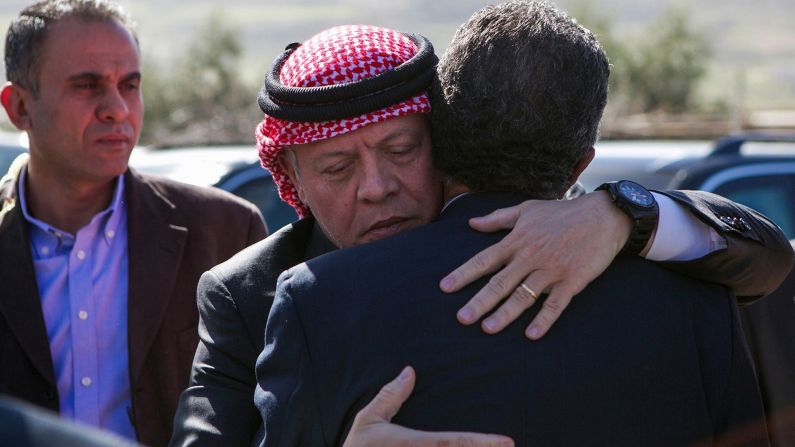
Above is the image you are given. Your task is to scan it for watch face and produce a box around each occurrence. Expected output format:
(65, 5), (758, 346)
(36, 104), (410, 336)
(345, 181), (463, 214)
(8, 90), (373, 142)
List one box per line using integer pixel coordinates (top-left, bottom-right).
(618, 181), (655, 207)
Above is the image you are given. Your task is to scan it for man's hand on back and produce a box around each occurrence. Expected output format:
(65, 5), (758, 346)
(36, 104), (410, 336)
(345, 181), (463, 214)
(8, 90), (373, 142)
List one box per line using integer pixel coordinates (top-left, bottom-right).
(344, 366), (514, 447)
(441, 191), (633, 340)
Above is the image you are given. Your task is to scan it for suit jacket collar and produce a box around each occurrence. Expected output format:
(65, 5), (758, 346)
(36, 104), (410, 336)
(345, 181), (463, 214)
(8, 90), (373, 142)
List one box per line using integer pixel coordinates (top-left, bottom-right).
(439, 191), (528, 222)
(258, 215), (332, 271)
(124, 168), (188, 384)
(0, 165), (57, 388)
(305, 219), (336, 259)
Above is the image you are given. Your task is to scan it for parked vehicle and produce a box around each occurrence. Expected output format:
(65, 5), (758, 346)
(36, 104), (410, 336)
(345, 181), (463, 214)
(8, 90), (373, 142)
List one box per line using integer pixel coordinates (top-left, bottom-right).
(0, 144), (27, 179)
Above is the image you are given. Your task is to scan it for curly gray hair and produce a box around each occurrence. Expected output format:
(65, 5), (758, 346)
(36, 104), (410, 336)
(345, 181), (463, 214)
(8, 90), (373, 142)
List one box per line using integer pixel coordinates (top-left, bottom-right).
(431, 0), (609, 199)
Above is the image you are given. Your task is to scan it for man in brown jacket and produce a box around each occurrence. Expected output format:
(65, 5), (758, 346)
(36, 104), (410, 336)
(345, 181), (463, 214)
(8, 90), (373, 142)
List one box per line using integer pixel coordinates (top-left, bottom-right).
(0, 1), (266, 446)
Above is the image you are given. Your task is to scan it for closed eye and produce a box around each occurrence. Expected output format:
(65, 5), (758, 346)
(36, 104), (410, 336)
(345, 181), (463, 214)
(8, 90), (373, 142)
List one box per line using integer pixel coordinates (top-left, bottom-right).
(323, 162), (352, 176)
(75, 81), (98, 90)
(121, 81), (140, 92)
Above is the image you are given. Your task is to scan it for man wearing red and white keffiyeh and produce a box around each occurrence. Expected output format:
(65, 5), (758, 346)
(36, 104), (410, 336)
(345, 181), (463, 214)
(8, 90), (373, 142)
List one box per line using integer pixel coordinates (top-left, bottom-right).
(256, 25), (443, 248)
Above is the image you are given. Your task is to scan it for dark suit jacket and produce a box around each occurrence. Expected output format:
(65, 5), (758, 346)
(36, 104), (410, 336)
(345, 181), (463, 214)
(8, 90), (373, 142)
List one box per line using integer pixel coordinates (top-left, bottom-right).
(0, 166), (267, 447)
(256, 192), (768, 447)
(740, 241), (795, 447)
(171, 188), (791, 447)
(169, 218), (333, 447)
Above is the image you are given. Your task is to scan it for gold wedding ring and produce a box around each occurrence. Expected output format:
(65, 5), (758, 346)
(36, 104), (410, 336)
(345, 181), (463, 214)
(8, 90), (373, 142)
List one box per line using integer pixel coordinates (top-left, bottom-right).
(519, 283), (539, 300)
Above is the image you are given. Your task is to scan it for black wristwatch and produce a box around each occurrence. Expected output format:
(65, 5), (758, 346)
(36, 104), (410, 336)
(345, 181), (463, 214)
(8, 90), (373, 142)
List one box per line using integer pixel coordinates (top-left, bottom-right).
(596, 180), (659, 255)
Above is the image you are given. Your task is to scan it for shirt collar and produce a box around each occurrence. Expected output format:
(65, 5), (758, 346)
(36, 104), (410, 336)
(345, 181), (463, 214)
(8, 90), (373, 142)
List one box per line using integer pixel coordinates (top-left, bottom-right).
(18, 167), (126, 246)
(441, 192), (472, 214)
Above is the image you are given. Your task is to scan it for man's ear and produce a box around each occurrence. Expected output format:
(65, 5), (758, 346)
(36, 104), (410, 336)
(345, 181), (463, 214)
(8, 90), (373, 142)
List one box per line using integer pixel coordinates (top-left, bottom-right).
(565, 146), (596, 189)
(1, 82), (32, 131)
(278, 150), (306, 204)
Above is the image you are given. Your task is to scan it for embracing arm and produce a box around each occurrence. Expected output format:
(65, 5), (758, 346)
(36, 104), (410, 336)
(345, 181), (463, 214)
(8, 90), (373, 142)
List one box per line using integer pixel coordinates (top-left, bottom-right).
(169, 271), (262, 447)
(442, 188), (794, 339)
(653, 189), (793, 302)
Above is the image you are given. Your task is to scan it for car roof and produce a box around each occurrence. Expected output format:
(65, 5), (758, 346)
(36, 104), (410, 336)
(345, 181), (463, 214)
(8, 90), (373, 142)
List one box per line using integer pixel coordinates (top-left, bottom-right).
(578, 140), (713, 190)
(671, 133), (795, 189)
(129, 145), (262, 187)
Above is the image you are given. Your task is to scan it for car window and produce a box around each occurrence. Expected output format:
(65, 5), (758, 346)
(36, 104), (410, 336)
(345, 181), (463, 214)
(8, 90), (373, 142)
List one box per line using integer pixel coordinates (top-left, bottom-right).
(712, 173), (795, 239)
(229, 177), (298, 233)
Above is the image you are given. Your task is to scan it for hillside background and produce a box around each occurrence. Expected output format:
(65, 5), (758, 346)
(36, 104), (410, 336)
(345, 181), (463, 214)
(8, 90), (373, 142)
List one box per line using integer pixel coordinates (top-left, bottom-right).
(1, 0), (793, 144)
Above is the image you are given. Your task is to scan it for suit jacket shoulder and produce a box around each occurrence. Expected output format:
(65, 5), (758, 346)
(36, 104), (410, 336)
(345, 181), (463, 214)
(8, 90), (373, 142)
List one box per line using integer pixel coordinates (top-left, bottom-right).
(127, 169), (267, 235)
(205, 216), (317, 344)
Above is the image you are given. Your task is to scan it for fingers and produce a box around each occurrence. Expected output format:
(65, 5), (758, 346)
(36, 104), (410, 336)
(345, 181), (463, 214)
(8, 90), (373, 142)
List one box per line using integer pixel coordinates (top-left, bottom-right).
(480, 272), (551, 334)
(346, 366), (514, 447)
(524, 286), (574, 340)
(468, 205), (523, 232)
(455, 243), (549, 324)
(407, 431), (515, 447)
(442, 240), (510, 294)
(356, 366), (415, 423)
(454, 255), (533, 324)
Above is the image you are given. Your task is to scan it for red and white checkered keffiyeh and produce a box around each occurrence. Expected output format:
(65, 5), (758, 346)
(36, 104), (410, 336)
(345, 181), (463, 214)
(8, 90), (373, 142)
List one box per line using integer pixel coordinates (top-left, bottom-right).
(255, 25), (432, 218)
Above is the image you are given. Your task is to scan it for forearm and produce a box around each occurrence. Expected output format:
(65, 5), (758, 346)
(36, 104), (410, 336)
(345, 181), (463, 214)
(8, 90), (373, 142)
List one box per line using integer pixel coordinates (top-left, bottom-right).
(603, 188), (793, 300)
(652, 190), (794, 301)
(445, 186), (794, 340)
(170, 272), (262, 447)
(171, 370), (261, 447)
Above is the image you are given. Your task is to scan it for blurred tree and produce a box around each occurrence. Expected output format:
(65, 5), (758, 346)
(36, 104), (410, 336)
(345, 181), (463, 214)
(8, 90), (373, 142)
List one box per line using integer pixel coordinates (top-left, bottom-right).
(626, 7), (710, 113)
(139, 57), (172, 144)
(140, 14), (261, 146)
(568, 3), (710, 115)
(567, 2), (631, 98)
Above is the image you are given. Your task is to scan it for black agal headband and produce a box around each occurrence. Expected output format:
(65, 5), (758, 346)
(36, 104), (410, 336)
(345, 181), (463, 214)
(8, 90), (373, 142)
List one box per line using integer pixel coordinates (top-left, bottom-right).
(257, 32), (437, 122)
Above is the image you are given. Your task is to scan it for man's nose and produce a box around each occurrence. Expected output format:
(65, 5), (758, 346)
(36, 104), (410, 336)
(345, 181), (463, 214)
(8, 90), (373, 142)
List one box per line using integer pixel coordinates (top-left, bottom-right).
(97, 88), (130, 123)
(357, 157), (399, 203)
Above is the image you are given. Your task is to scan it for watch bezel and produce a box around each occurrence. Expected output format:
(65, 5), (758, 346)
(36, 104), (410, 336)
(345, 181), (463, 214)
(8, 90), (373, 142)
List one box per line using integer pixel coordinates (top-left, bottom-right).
(596, 180), (659, 255)
(617, 180), (656, 208)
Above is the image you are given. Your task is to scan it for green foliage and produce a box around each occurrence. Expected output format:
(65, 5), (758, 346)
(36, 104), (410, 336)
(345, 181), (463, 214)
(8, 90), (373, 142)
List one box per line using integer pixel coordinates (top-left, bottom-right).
(626, 8), (710, 113)
(140, 14), (261, 146)
(136, 4), (714, 145)
(570, 3), (710, 114)
(567, 2), (630, 99)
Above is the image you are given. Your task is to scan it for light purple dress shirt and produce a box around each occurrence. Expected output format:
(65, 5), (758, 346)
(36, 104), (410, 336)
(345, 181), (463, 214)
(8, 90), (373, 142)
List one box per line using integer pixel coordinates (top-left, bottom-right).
(18, 169), (135, 440)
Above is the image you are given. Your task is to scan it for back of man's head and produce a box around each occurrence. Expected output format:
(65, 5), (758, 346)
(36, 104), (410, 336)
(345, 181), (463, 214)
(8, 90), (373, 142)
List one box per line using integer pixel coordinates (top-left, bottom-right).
(431, 0), (609, 199)
(4, 0), (136, 96)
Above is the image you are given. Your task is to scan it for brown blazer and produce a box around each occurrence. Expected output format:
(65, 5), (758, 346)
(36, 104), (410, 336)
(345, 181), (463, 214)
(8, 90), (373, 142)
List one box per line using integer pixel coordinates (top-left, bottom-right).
(0, 166), (267, 447)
